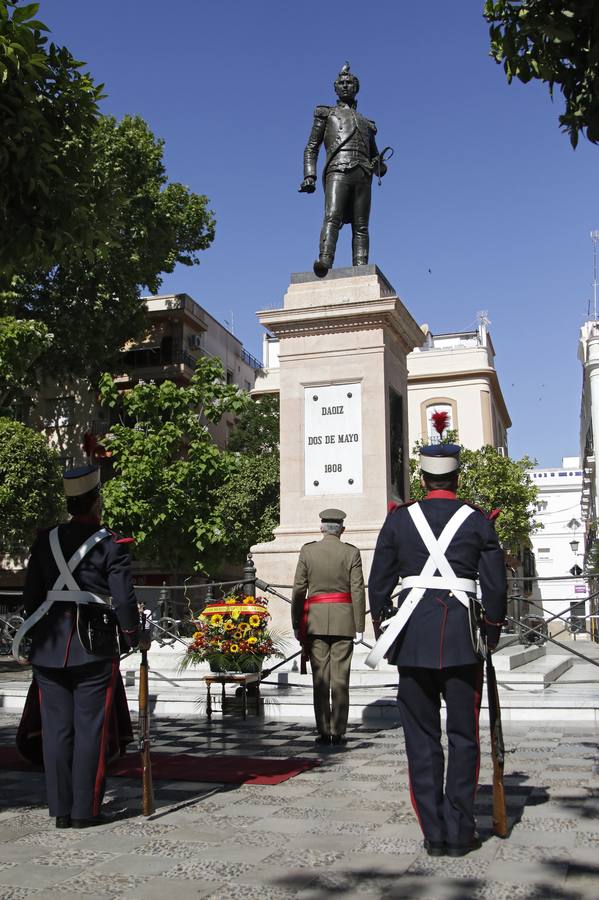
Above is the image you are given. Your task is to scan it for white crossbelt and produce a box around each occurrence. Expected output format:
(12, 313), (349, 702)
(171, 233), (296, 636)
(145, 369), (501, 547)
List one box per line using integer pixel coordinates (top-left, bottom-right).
(365, 504), (475, 668)
(12, 527), (110, 662)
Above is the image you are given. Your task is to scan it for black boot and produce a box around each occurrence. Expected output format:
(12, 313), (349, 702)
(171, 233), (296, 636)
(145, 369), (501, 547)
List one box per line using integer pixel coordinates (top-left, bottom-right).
(55, 816), (71, 829)
(423, 839), (446, 857)
(313, 257), (332, 278)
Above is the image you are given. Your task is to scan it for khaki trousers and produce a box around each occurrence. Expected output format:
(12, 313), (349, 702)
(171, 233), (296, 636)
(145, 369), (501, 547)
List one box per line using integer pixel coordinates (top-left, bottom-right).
(308, 635), (354, 737)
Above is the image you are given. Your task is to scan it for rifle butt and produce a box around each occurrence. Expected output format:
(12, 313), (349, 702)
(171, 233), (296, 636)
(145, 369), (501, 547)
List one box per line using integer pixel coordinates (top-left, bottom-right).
(138, 650), (155, 817)
(492, 765), (509, 838)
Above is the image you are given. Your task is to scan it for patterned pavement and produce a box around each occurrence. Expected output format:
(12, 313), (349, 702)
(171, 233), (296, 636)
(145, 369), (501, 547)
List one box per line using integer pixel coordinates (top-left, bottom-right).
(0, 711), (598, 899)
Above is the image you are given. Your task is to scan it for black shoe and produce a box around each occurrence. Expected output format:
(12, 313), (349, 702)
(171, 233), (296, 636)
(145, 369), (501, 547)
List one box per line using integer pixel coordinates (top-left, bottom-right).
(55, 816), (71, 829)
(71, 816), (104, 829)
(313, 259), (331, 278)
(423, 839), (446, 857)
(445, 833), (482, 857)
(314, 734), (331, 746)
(331, 735), (347, 746)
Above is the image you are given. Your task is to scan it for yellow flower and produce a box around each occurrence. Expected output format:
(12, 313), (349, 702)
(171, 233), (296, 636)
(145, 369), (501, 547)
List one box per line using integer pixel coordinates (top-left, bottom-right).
(247, 636), (258, 645)
(233, 630), (243, 640)
(249, 615), (261, 627)
(230, 644), (239, 653)
(231, 610), (240, 620)
(193, 631), (202, 639)
(211, 614), (223, 625)
(198, 614), (206, 621)
(224, 621), (234, 631)
(225, 598), (237, 604)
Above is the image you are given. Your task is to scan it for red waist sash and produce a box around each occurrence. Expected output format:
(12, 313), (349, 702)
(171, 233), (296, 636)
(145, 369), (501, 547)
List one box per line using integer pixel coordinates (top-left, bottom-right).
(299, 592), (352, 673)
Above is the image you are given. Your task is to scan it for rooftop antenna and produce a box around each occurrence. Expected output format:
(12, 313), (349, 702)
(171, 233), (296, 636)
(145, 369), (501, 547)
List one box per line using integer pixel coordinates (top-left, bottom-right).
(224, 311), (235, 335)
(591, 230), (599, 320)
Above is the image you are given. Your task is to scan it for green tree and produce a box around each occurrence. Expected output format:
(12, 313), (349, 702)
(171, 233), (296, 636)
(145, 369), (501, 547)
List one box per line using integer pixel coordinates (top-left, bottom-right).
(410, 442), (539, 552)
(215, 396), (280, 564)
(484, 0), (599, 146)
(0, 315), (51, 411)
(9, 114), (216, 381)
(0, 417), (64, 561)
(0, 1), (102, 274)
(98, 357), (248, 574)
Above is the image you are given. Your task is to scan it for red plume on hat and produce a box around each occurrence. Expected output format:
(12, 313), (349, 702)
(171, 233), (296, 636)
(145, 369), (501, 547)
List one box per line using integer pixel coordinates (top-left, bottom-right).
(431, 409), (450, 437)
(83, 431), (111, 461)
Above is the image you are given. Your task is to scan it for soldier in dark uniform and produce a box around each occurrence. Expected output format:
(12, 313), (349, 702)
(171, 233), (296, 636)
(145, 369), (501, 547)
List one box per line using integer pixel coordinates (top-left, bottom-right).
(299, 63), (387, 277)
(368, 445), (507, 857)
(16, 465), (141, 828)
(291, 509), (365, 746)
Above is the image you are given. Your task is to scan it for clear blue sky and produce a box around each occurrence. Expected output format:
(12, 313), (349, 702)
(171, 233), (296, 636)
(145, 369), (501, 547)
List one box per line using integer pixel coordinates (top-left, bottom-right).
(41, 0), (598, 466)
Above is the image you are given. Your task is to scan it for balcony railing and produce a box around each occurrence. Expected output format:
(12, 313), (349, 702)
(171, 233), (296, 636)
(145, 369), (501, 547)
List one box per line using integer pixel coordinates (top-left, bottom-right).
(240, 348), (263, 371)
(119, 348), (196, 372)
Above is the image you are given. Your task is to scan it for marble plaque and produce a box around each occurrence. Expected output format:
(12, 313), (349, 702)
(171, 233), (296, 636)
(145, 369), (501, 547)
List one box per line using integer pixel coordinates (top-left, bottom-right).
(304, 383), (362, 495)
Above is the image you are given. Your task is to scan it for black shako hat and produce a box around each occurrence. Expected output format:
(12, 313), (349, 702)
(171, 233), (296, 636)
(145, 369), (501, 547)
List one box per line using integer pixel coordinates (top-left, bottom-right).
(63, 464), (101, 498)
(419, 444), (461, 476)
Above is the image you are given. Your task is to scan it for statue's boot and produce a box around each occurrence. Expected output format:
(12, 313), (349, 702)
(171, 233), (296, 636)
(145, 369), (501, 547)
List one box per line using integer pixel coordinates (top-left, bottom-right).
(352, 241), (369, 267)
(313, 255), (333, 278)
(315, 223), (338, 277)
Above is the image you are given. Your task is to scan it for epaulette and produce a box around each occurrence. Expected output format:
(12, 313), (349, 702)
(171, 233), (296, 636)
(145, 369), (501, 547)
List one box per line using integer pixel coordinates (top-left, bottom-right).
(107, 528), (135, 544)
(388, 499), (417, 515)
(464, 501), (501, 522)
(344, 541), (360, 550)
(314, 105), (331, 118)
(463, 500), (490, 518)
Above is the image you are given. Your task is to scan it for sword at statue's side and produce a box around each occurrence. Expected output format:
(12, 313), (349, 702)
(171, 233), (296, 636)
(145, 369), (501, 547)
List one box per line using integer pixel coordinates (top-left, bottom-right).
(137, 612), (155, 817)
(486, 651), (508, 838)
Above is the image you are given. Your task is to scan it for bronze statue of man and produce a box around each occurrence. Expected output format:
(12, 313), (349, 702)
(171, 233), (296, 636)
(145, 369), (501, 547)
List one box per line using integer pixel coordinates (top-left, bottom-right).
(299, 63), (388, 278)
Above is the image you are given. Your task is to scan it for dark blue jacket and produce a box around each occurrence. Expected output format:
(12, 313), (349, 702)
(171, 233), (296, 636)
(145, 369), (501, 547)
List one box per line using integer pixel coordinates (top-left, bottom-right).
(368, 492), (507, 668)
(23, 518), (141, 668)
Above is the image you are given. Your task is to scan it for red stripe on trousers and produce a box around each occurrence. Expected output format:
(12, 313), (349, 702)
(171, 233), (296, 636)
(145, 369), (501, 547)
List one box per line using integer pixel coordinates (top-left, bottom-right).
(93, 660), (118, 816)
(407, 760), (425, 833)
(473, 662), (483, 800)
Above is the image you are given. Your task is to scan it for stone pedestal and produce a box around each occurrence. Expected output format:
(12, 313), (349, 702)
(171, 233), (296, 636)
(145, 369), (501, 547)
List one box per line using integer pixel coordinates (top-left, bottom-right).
(252, 266), (423, 637)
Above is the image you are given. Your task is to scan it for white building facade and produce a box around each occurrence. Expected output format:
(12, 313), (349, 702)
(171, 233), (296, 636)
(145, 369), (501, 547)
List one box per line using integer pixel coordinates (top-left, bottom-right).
(528, 457), (588, 639)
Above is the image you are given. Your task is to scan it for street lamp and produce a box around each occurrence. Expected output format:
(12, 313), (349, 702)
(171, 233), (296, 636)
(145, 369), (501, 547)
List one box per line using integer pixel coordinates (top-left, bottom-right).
(570, 538), (580, 554)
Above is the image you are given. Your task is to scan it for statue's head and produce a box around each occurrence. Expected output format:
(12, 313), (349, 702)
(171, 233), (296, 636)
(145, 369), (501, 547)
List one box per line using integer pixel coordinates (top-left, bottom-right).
(334, 62), (359, 103)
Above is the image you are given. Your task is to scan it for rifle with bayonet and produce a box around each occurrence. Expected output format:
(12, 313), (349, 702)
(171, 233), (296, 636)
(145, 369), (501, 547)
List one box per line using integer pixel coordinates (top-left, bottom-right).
(137, 609), (155, 816)
(486, 651), (508, 837)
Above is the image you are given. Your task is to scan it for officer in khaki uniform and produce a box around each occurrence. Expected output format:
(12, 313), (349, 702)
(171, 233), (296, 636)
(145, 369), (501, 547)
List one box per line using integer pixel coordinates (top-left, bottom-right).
(291, 509), (365, 745)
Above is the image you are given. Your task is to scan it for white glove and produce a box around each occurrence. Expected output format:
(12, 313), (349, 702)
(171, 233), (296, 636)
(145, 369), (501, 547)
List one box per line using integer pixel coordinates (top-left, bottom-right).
(354, 633), (364, 643)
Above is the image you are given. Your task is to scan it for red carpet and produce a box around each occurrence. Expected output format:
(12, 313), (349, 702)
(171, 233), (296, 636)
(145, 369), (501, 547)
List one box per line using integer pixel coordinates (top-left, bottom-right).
(0, 747), (318, 785)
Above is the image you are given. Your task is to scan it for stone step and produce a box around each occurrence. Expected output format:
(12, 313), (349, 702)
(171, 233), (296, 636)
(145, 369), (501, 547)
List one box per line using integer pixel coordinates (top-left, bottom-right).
(1, 675), (598, 723)
(491, 644), (545, 671)
(493, 655), (573, 691)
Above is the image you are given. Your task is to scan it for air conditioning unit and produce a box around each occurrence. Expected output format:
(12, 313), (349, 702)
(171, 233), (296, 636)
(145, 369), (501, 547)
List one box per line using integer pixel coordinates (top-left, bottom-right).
(497, 446), (507, 457)
(188, 334), (202, 350)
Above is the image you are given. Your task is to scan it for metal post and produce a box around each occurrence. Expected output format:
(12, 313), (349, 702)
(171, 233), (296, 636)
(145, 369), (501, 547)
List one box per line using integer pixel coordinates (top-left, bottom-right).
(243, 553), (256, 598)
(158, 582), (170, 619)
(203, 584), (214, 609)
